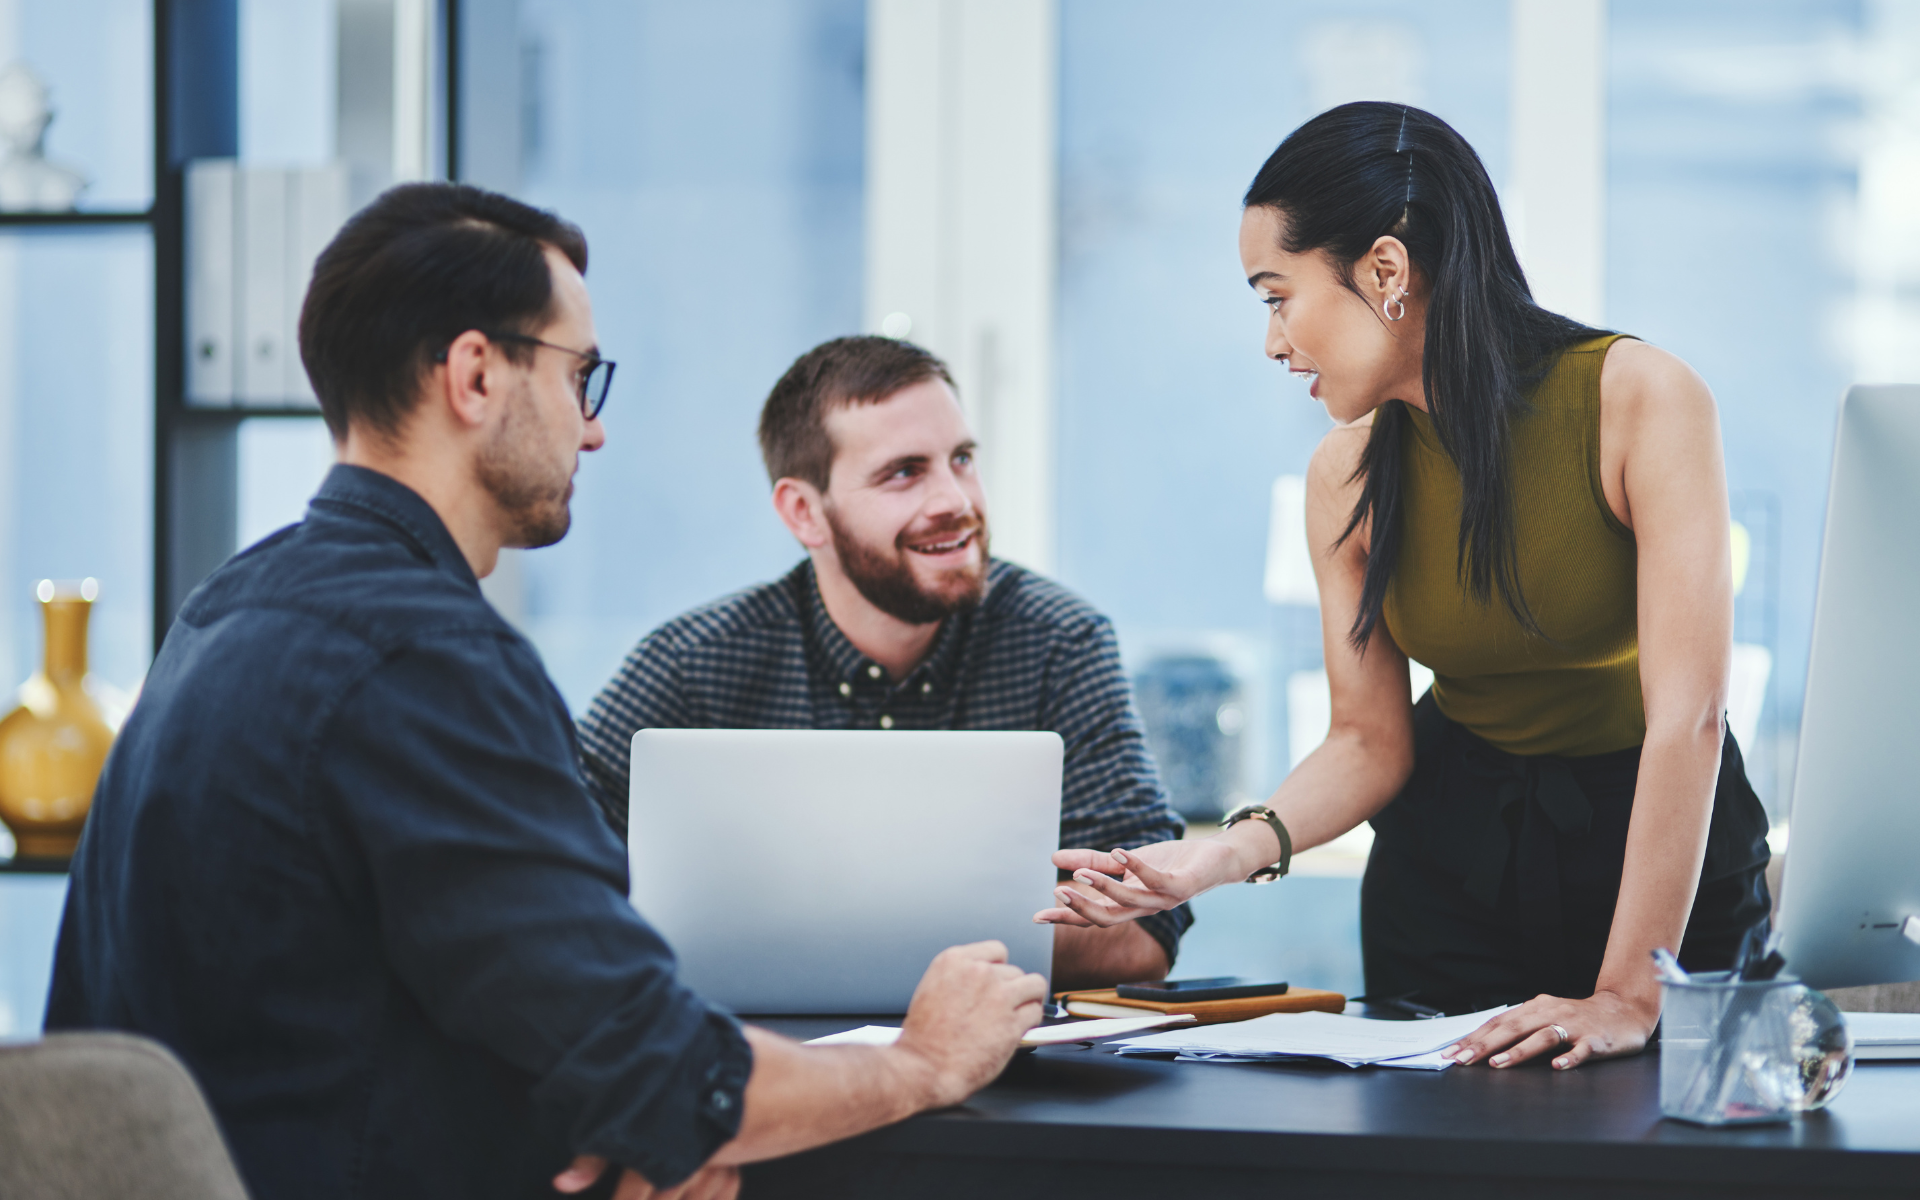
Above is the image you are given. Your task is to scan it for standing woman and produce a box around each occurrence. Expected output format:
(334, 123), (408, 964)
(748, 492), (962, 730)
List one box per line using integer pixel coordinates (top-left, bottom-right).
(1039, 102), (1771, 1070)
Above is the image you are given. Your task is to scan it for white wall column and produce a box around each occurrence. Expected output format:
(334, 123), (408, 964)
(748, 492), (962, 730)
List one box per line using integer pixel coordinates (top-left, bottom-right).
(865, 0), (1058, 572)
(1508, 0), (1607, 327)
(391, 0), (433, 182)
(1851, 0), (1920, 383)
(338, 0), (438, 204)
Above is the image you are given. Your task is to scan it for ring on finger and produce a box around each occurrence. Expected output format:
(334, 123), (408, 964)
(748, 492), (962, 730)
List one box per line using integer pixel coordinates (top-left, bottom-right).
(1547, 1023), (1571, 1046)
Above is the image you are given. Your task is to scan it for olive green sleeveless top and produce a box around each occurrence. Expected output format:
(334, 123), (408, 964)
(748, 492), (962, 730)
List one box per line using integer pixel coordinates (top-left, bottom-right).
(1381, 334), (1643, 757)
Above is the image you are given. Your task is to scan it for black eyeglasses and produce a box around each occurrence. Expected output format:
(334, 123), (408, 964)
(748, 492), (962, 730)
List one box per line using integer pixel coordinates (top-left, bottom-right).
(464, 331), (616, 419)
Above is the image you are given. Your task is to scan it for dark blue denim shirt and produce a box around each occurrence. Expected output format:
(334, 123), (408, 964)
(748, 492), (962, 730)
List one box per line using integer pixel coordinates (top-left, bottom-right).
(47, 465), (751, 1200)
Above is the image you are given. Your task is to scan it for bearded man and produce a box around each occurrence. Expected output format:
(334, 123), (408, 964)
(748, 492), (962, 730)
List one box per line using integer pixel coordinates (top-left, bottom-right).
(577, 336), (1189, 989)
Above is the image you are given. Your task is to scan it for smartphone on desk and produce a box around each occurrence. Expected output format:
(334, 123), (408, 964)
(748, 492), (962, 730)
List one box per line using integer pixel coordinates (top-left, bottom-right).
(1115, 976), (1289, 1003)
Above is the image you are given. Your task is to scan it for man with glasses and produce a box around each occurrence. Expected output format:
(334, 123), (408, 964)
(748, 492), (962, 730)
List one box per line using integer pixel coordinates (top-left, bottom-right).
(47, 183), (1045, 1200)
(577, 335), (1191, 991)
(457, 330), (615, 421)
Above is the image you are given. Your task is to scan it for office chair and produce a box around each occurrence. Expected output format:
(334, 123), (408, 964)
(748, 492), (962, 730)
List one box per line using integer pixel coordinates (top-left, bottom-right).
(0, 1032), (249, 1200)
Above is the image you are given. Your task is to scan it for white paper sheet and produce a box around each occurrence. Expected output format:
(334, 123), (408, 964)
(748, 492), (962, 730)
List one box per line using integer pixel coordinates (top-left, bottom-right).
(1170, 1048), (1459, 1070)
(804, 1025), (902, 1047)
(803, 1013), (1196, 1050)
(1019, 1014), (1195, 1044)
(1112, 1006), (1508, 1068)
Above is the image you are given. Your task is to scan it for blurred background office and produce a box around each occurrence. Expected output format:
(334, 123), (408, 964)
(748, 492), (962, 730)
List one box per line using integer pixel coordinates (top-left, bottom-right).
(1, 0), (1917, 1030)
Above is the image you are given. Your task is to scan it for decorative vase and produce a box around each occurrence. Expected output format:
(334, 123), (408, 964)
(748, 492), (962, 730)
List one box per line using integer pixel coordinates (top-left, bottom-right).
(0, 579), (117, 860)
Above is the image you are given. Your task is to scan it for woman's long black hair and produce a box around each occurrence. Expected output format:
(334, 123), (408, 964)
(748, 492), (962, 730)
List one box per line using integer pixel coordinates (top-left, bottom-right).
(1244, 102), (1602, 650)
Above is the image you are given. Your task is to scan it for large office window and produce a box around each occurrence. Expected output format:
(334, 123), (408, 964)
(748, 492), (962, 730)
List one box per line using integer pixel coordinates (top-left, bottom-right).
(1054, 0), (1511, 810)
(1609, 0), (1891, 815)
(459, 0), (867, 709)
(0, 231), (155, 692)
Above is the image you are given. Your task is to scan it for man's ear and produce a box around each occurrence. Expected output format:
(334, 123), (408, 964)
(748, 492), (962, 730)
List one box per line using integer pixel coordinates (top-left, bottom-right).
(439, 329), (497, 431)
(771, 477), (832, 549)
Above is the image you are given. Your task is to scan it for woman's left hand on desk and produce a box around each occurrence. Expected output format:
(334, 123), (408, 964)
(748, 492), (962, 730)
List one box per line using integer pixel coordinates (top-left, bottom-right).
(1438, 990), (1657, 1071)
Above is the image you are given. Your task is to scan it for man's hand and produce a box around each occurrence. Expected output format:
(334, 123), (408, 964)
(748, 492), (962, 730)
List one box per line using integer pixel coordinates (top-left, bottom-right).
(639, 941), (1045, 1173)
(552, 1157), (738, 1200)
(894, 940), (1049, 1108)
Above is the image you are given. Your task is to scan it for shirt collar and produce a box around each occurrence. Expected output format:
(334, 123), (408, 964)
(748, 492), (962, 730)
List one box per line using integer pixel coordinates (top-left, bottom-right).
(796, 560), (973, 692)
(308, 464), (480, 590)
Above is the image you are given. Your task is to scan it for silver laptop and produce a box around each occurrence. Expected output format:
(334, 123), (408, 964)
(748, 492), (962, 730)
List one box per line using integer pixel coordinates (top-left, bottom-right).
(1778, 385), (1920, 988)
(627, 728), (1062, 1013)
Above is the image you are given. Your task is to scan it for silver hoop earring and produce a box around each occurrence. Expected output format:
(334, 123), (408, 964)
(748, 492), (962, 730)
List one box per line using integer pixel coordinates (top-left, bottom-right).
(1384, 293), (1407, 322)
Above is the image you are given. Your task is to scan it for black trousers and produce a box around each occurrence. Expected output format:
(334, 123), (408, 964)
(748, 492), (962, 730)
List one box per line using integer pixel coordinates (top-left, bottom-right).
(1360, 693), (1773, 1014)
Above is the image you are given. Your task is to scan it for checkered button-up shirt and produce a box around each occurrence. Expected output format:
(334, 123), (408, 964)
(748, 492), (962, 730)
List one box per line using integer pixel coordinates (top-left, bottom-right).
(577, 558), (1193, 962)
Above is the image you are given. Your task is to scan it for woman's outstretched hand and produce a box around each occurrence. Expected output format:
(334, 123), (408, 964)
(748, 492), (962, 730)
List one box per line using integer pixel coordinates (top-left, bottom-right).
(1033, 837), (1247, 928)
(1438, 989), (1659, 1071)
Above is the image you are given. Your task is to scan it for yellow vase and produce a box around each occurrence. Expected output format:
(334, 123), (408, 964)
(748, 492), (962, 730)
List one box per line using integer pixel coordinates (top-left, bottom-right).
(0, 580), (117, 860)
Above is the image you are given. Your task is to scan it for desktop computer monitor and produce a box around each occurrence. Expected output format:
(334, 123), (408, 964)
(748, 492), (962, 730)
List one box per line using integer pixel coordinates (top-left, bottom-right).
(1777, 384), (1920, 989)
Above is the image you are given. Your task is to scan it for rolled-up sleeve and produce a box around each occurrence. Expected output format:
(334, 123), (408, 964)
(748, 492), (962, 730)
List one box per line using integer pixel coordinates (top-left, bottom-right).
(1042, 616), (1194, 965)
(317, 632), (748, 1188)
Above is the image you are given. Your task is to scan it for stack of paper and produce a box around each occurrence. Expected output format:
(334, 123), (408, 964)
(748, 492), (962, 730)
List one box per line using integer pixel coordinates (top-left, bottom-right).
(1111, 1006), (1508, 1070)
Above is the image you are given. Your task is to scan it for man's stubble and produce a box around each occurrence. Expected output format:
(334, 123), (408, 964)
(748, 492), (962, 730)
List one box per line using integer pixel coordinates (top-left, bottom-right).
(477, 378), (574, 549)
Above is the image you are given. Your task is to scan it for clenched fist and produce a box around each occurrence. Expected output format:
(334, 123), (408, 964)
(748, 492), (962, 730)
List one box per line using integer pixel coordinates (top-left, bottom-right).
(896, 940), (1048, 1107)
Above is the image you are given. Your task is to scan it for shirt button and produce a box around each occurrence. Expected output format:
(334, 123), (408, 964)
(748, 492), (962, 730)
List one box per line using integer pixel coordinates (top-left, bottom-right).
(921, 682), (932, 694)
(879, 714), (894, 730)
(867, 664), (883, 680)
(838, 681), (851, 697)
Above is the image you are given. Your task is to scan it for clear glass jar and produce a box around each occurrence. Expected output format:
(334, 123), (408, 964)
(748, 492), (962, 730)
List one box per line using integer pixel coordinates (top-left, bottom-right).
(1659, 973), (1853, 1125)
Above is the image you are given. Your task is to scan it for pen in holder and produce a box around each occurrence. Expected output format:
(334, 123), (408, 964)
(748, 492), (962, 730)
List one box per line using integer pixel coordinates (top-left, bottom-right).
(1658, 973), (1853, 1125)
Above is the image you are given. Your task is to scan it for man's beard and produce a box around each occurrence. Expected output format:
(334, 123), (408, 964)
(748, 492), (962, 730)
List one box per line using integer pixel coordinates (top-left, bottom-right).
(476, 382), (575, 549)
(828, 509), (990, 625)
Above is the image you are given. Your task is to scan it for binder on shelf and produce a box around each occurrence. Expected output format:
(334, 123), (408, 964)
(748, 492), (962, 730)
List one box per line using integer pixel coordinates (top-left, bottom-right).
(237, 168), (289, 405)
(185, 161), (351, 409)
(286, 165), (349, 406)
(185, 160), (237, 404)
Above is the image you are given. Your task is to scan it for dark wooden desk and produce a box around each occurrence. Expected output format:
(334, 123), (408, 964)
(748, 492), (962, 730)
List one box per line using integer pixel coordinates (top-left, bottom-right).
(748, 1017), (1920, 1199)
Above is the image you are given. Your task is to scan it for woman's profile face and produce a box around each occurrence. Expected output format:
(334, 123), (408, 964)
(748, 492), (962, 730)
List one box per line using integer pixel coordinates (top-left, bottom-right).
(1238, 205), (1423, 424)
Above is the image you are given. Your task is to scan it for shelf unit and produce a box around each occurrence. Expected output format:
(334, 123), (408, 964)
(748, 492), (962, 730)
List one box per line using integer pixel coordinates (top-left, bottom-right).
(0, 2), (461, 869)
